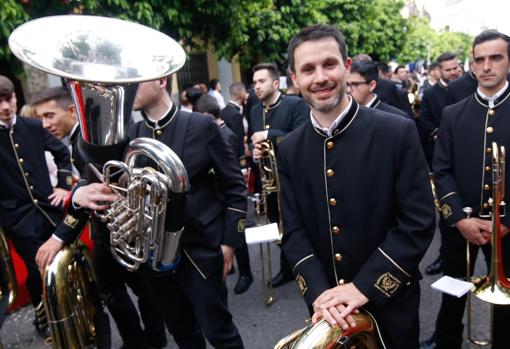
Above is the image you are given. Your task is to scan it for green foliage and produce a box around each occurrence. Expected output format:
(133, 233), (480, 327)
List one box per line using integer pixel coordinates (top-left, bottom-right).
(397, 15), (472, 64)
(0, 0), (473, 75)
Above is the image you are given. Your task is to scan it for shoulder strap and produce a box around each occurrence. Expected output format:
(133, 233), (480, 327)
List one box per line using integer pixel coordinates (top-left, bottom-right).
(170, 111), (189, 159)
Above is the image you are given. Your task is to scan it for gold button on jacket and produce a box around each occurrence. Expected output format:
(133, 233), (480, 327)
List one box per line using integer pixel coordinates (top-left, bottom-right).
(334, 253), (342, 262)
(329, 198), (337, 206)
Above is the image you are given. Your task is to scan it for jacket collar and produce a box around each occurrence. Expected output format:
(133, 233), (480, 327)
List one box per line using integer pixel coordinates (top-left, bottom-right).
(475, 81), (510, 108)
(143, 103), (178, 130)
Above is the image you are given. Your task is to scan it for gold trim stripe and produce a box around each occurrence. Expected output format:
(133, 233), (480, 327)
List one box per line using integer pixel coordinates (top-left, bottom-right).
(438, 191), (456, 203)
(227, 207), (247, 214)
(377, 247), (411, 278)
(292, 253), (314, 273)
(183, 249), (207, 280)
(8, 129), (56, 227)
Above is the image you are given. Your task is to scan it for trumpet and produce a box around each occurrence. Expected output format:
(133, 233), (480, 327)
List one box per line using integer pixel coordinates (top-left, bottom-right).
(252, 140), (282, 306)
(464, 142), (510, 346)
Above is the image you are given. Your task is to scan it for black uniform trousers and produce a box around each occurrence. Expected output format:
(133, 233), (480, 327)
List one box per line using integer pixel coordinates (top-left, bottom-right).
(93, 238), (166, 348)
(10, 212), (56, 308)
(435, 224), (510, 349)
(151, 214), (244, 349)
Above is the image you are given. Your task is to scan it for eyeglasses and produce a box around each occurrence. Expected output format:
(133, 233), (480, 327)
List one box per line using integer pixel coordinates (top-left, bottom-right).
(346, 81), (369, 89)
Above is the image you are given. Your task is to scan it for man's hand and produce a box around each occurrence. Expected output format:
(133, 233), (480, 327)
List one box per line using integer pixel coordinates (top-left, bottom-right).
(36, 237), (64, 272)
(456, 218), (492, 245)
(252, 143), (263, 160)
(251, 131), (267, 145)
(73, 183), (118, 211)
(220, 244), (235, 280)
(49, 188), (69, 207)
(501, 224), (510, 239)
(311, 283), (369, 330)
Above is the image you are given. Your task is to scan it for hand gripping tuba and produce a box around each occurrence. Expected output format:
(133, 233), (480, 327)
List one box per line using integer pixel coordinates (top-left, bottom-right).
(98, 137), (189, 272)
(274, 311), (384, 349)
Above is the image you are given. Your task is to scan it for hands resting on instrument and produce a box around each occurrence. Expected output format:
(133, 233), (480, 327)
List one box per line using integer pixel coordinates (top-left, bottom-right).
(36, 183), (118, 272)
(455, 218), (510, 245)
(311, 282), (369, 330)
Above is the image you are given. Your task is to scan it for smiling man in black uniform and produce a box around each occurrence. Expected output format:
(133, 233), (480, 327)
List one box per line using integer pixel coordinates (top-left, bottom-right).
(130, 76), (246, 349)
(280, 25), (435, 348)
(0, 75), (72, 335)
(421, 29), (510, 349)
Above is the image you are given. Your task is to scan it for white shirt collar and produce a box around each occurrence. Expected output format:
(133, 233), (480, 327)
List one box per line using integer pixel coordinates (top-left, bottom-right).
(310, 96), (353, 137)
(477, 81), (509, 108)
(0, 114), (16, 128)
(365, 94), (377, 107)
(439, 79), (448, 88)
(61, 122), (79, 146)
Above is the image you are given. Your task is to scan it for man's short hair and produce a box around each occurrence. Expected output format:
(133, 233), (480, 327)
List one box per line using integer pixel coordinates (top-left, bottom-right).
(252, 63), (279, 81)
(195, 94), (220, 119)
(350, 61), (379, 83)
(186, 86), (203, 107)
(229, 82), (246, 99)
(428, 62), (439, 71)
(0, 75), (15, 98)
(377, 62), (390, 75)
(394, 65), (406, 74)
(436, 52), (457, 66)
(351, 54), (373, 63)
(30, 86), (72, 109)
(209, 79), (220, 91)
(472, 29), (510, 58)
(287, 24), (348, 73)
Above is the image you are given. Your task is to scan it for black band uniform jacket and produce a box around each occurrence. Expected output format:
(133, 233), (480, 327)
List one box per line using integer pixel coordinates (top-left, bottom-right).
(248, 93), (309, 148)
(130, 106), (247, 278)
(434, 84), (510, 226)
(0, 116), (72, 239)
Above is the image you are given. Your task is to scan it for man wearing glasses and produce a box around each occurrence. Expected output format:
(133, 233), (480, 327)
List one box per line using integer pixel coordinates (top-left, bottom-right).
(347, 61), (409, 118)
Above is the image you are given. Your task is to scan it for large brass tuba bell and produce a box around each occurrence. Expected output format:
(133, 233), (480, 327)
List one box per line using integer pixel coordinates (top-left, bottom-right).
(274, 311), (383, 349)
(9, 14), (189, 347)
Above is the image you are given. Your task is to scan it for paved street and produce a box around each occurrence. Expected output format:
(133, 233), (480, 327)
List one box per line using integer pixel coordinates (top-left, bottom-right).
(1, 218), (493, 348)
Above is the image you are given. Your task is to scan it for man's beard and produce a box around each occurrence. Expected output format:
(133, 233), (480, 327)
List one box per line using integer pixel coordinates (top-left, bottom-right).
(303, 83), (345, 114)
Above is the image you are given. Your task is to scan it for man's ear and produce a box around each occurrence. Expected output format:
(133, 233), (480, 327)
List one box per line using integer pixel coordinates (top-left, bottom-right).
(290, 70), (299, 89)
(368, 80), (377, 93)
(68, 104), (78, 120)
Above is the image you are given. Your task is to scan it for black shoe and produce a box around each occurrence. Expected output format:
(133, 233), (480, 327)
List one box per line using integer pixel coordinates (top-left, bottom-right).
(419, 337), (437, 349)
(270, 270), (293, 288)
(234, 274), (253, 294)
(425, 256), (443, 275)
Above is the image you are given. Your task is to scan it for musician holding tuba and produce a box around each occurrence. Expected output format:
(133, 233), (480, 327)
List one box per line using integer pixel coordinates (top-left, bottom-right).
(0, 75), (73, 336)
(277, 24), (436, 348)
(32, 86), (167, 349)
(422, 30), (510, 349)
(129, 76), (247, 349)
